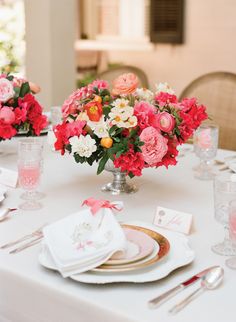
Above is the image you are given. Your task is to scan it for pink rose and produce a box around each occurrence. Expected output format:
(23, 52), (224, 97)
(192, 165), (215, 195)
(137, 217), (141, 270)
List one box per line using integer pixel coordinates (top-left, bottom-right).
(0, 106), (15, 124)
(112, 73), (139, 96)
(155, 112), (175, 132)
(0, 78), (14, 103)
(140, 126), (168, 166)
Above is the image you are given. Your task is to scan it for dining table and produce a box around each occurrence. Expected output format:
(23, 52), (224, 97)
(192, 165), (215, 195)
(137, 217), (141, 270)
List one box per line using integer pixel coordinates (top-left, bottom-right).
(0, 137), (235, 322)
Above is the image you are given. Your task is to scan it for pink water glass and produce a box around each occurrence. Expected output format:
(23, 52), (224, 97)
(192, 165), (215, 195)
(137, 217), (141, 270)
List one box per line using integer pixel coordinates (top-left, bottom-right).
(226, 200), (236, 269)
(212, 173), (236, 256)
(18, 139), (43, 210)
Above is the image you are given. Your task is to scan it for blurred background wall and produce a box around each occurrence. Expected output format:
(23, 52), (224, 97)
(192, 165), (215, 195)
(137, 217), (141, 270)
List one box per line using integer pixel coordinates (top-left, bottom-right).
(1, 0), (236, 109)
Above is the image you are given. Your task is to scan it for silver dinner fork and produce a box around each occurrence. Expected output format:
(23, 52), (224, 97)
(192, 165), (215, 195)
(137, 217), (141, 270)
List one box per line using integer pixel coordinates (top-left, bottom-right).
(0, 224), (46, 249)
(9, 235), (43, 254)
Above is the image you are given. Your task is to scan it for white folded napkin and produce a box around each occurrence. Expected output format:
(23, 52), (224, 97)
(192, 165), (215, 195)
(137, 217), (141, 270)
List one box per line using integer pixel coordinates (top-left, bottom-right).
(43, 201), (126, 277)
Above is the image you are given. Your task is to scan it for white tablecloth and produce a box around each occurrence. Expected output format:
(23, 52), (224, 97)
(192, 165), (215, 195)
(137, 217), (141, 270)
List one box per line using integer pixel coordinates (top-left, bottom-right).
(0, 138), (235, 322)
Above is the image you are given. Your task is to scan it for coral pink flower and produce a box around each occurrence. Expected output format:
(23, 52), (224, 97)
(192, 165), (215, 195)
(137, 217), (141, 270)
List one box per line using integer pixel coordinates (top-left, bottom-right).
(0, 78), (14, 103)
(134, 101), (156, 130)
(155, 92), (178, 107)
(140, 127), (168, 166)
(112, 73), (139, 96)
(155, 112), (175, 133)
(114, 149), (145, 176)
(0, 106), (15, 124)
(0, 121), (17, 139)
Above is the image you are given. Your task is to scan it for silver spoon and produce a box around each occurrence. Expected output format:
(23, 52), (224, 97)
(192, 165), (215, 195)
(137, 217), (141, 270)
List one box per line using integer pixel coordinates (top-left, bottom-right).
(0, 208), (17, 222)
(169, 266), (224, 314)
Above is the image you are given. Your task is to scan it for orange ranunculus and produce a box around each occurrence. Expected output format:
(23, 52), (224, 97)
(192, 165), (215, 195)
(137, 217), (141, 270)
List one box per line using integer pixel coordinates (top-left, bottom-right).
(84, 101), (103, 122)
(100, 137), (113, 148)
(93, 95), (102, 103)
(112, 73), (139, 96)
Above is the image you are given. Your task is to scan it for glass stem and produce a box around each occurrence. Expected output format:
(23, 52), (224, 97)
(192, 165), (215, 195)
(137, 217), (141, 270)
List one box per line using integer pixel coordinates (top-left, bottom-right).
(223, 225), (234, 247)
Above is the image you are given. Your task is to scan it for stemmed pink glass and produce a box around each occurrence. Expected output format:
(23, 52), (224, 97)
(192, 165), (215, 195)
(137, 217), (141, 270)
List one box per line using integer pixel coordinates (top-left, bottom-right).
(211, 173), (236, 256)
(226, 200), (236, 269)
(18, 139), (43, 210)
(20, 138), (45, 200)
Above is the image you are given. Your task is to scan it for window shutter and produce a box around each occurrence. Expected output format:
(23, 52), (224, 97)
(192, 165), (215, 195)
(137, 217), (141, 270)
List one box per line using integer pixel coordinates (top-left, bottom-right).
(150, 0), (184, 44)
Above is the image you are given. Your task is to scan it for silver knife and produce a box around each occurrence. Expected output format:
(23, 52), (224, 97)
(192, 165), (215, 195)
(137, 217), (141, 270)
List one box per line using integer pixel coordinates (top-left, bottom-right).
(148, 266), (218, 309)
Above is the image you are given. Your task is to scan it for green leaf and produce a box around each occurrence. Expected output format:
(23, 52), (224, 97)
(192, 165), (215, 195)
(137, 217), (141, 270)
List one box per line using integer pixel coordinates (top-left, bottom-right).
(109, 125), (118, 136)
(6, 75), (14, 81)
(100, 89), (110, 96)
(116, 150), (123, 158)
(103, 106), (111, 119)
(97, 152), (109, 175)
(19, 82), (30, 97)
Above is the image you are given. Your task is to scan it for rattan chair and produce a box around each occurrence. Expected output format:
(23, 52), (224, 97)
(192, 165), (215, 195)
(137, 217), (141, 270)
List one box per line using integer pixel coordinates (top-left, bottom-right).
(179, 72), (236, 151)
(98, 65), (149, 88)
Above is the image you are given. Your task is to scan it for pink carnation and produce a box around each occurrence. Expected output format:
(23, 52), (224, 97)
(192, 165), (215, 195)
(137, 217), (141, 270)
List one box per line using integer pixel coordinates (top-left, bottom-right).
(140, 126), (168, 166)
(134, 101), (157, 130)
(88, 79), (109, 91)
(62, 86), (93, 119)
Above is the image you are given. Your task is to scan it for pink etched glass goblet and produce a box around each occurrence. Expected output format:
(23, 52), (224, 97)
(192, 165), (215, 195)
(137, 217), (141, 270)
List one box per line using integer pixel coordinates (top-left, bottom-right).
(226, 200), (236, 269)
(18, 139), (42, 210)
(193, 123), (219, 180)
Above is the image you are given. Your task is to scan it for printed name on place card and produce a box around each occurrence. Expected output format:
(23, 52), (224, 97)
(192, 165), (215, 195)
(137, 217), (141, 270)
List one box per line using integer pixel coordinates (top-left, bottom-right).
(154, 206), (193, 235)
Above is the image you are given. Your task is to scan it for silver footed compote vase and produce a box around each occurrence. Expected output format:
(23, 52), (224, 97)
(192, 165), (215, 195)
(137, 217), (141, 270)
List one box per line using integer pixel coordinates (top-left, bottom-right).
(101, 160), (138, 195)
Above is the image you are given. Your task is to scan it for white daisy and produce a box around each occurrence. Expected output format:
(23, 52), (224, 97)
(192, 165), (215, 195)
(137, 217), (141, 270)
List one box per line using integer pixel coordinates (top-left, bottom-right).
(112, 98), (130, 109)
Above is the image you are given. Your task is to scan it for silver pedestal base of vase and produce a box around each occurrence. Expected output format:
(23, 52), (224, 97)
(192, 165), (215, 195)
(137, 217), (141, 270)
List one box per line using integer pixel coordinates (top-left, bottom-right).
(101, 161), (138, 195)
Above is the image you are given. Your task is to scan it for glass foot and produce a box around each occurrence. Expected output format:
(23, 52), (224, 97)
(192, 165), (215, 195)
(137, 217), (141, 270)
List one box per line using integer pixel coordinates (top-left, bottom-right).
(225, 256), (236, 269)
(211, 241), (236, 256)
(19, 200), (42, 211)
(194, 170), (216, 180)
(21, 191), (46, 200)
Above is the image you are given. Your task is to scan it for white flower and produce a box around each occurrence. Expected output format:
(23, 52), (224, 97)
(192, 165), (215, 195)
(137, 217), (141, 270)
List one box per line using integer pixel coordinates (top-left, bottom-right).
(135, 88), (154, 102)
(112, 98), (130, 109)
(76, 112), (89, 122)
(0, 78), (14, 103)
(155, 82), (175, 95)
(69, 135), (97, 158)
(87, 116), (109, 138)
(109, 105), (135, 128)
(126, 115), (137, 128)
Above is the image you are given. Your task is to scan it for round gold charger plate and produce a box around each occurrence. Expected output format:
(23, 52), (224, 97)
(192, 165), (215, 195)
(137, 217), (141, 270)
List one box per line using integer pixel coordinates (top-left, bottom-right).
(93, 224), (170, 272)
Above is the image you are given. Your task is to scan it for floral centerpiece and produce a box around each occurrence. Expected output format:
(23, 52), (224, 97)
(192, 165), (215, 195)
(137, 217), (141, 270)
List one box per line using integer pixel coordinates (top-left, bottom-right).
(0, 73), (48, 140)
(53, 73), (207, 193)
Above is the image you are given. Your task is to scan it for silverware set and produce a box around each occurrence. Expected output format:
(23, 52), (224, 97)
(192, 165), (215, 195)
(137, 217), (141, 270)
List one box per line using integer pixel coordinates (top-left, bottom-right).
(148, 266), (224, 314)
(0, 224), (45, 254)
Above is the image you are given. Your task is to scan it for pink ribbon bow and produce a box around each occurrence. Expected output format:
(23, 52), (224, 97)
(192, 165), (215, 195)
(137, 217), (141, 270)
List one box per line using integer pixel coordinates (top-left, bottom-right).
(82, 197), (122, 216)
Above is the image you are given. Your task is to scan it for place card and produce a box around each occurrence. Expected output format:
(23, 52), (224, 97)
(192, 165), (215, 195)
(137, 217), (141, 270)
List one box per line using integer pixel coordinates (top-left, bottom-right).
(153, 206), (193, 235)
(0, 167), (18, 188)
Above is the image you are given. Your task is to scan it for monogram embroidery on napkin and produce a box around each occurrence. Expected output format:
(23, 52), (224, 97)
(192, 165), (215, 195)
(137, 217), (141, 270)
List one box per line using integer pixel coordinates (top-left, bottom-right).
(71, 223), (113, 251)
